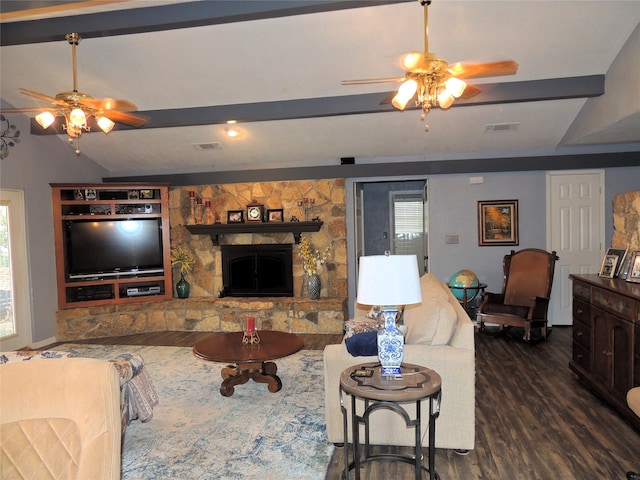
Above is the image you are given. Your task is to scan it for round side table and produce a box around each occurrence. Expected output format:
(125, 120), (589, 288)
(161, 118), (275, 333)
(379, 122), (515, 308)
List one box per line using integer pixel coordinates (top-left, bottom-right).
(339, 362), (442, 480)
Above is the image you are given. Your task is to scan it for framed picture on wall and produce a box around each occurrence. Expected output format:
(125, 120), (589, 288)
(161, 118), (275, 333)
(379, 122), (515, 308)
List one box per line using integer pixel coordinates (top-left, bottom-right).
(477, 200), (519, 246)
(626, 251), (640, 283)
(605, 248), (627, 277)
(598, 254), (619, 278)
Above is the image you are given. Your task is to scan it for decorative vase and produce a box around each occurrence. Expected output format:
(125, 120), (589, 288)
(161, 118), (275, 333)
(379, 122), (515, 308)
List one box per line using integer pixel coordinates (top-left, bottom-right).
(176, 272), (190, 298)
(307, 274), (321, 299)
(377, 308), (404, 377)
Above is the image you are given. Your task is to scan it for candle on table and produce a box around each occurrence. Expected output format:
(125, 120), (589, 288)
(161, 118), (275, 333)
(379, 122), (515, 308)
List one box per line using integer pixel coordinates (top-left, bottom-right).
(205, 200), (211, 207)
(246, 317), (255, 333)
(197, 197), (203, 205)
(189, 191), (195, 198)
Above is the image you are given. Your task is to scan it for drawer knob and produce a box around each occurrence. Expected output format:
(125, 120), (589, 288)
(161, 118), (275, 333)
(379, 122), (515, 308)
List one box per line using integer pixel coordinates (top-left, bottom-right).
(576, 331), (583, 337)
(576, 308), (583, 315)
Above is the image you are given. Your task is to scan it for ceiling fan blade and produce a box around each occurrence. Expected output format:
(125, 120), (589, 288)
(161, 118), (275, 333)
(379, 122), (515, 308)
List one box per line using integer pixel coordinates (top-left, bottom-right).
(81, 97), (139, 112)
(102, 109), (147, 127)
(448, 60), (518, 79)
(19, 88), (68, 107)
(342, 77), (405, 86)
(460, 84), (482, 99)
(0, 106), (57, 114)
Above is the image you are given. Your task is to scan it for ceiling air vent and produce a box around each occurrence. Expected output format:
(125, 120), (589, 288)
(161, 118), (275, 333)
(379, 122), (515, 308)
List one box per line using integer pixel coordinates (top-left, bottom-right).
(192, 142), (223, 151)
(485, 122), (520, 133)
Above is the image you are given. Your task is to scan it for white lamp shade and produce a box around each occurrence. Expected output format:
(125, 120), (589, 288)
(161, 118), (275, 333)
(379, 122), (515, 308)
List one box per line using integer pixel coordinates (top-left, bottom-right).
(356, 255), (422, 306)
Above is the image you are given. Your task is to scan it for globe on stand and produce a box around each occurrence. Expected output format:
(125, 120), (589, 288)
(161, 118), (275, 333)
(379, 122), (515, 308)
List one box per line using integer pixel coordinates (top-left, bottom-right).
(449, 269), (480, 303)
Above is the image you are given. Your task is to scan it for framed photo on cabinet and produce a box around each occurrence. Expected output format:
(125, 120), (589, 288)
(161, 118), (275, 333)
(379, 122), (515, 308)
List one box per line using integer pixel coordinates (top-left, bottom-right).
(598, 254), (619, 278)
(626, 251), (640, 283)
(604, 248), (627, 277)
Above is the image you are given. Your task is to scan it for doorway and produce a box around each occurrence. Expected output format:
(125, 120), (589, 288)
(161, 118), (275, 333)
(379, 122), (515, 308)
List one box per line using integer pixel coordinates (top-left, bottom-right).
(347, 178), (428, 316)
(0, 189), (32, 351)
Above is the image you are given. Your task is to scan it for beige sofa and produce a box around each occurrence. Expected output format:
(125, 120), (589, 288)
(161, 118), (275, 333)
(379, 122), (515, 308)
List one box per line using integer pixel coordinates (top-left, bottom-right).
(0, 357), (122, 480)
(323, 273), (475, 450)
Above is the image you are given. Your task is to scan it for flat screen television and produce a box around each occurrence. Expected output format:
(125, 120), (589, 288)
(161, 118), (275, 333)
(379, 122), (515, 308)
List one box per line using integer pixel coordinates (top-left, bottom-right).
(64, 218), (164, 279)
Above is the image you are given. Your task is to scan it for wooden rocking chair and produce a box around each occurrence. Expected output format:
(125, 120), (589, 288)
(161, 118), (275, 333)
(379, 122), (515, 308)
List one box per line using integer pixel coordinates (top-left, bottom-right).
(477, 248), (559, 342)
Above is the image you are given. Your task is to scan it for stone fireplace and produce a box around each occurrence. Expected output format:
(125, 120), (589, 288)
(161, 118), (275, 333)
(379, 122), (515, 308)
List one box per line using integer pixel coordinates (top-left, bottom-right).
(55, 179), (348, 340)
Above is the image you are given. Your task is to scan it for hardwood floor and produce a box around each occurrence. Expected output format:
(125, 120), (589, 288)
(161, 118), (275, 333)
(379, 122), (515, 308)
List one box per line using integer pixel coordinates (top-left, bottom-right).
(48, 327), (640, 479)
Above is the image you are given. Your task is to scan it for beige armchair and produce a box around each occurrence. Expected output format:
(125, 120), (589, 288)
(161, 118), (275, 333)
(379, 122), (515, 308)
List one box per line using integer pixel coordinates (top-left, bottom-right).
(0, 357), (121, 480)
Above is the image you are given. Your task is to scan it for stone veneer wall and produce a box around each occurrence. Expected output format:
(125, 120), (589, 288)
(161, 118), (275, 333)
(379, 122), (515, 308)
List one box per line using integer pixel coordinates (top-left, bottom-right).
(56, 179), (348, 340)
(612, 190), (640, 251)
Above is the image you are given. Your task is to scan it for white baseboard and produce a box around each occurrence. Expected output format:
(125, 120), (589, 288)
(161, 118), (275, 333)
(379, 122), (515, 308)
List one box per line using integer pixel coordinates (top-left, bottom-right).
(30, 336), (57, 349)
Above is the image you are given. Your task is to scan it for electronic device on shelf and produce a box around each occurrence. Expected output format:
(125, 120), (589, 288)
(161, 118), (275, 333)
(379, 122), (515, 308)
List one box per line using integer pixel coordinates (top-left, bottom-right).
(64, 218), (164, 280)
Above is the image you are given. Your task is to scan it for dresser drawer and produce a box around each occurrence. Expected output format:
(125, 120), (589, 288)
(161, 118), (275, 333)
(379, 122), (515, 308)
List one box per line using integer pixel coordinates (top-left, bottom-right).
(573, 318), (591, 349)
(573, 298), (591, 326)
(572, 280), (590, 301)
(592, 286), (634, 321)
(572, 342), (590, 373)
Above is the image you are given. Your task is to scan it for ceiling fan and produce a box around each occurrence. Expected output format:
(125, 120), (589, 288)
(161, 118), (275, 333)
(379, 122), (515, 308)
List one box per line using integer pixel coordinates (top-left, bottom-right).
(342, 0), (518, 130)
(1, 33), (146, 154)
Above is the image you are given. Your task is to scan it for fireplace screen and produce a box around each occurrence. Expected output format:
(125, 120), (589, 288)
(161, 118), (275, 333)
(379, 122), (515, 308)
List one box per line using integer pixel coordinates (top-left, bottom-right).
(221, 244), (293, 297)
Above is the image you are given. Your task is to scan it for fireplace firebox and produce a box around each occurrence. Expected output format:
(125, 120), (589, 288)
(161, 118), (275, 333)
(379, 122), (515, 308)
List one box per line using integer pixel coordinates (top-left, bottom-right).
(221, 244), (294, 297)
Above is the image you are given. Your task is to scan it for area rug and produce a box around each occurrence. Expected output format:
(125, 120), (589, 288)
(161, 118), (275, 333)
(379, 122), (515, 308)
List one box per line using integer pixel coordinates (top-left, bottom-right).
(54, 344), (334, 480)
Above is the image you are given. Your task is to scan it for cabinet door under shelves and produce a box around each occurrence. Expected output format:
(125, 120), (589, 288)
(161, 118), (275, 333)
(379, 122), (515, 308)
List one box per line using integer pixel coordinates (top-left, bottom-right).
(51, 183), (173, 309)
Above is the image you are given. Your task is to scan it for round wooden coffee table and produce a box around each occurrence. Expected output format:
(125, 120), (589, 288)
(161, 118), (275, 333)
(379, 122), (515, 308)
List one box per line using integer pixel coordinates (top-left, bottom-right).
(193, 330), (304, 397)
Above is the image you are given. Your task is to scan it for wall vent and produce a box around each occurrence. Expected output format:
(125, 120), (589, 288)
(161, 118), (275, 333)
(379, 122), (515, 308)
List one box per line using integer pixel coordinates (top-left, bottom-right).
(485, 122), (520, 133)
(192, 142), (223, 151)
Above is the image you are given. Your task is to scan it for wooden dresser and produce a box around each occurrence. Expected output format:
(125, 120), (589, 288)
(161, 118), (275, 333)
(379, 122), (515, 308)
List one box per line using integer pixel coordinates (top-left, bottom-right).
(569, 274), (640, 429)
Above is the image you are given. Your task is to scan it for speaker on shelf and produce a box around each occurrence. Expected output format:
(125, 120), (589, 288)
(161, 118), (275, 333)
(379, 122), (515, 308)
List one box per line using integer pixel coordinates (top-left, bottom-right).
(144, 204), (153, 213)
(340, 157), (355, 165)
(98, 190), (128, 200)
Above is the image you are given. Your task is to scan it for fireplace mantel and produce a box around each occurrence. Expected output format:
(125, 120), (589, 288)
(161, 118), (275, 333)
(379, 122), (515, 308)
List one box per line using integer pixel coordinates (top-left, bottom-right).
(186, 221), (323, 245)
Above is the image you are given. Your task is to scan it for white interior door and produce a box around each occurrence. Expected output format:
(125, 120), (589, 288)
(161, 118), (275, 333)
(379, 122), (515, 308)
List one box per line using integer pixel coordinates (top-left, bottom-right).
(547, 170), (604, 326)
(0, 189), (32, 351)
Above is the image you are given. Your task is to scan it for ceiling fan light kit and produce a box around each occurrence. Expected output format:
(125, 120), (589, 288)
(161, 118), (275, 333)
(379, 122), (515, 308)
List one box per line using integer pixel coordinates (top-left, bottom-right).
(343, 0), (518, 131)
(2, 33), (146, 155)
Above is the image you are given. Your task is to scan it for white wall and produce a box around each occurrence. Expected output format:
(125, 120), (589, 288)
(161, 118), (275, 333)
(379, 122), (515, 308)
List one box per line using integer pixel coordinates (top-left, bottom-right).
(0, 115), (108, 343)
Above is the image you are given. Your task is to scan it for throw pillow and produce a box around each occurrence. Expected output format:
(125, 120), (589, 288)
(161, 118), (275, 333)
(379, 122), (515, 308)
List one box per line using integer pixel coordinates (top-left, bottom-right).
(345, 331), (378, 356)
(343, 318), (384, 338)
(404, 297), (457, 346)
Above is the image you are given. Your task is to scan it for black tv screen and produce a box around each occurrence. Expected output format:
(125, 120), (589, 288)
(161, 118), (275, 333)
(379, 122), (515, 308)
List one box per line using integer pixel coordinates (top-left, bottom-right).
(65, 219), (164, 278)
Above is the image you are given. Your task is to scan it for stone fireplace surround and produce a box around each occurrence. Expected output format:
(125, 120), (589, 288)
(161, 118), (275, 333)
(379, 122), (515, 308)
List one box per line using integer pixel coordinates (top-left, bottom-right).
(56, 179), (348, 340)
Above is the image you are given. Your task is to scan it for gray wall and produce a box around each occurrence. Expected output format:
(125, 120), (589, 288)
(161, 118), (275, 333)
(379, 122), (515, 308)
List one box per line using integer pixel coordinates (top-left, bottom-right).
(428, 171), (547, 292)
(0, 115), (108, 344)
(2, 113), (638, 343)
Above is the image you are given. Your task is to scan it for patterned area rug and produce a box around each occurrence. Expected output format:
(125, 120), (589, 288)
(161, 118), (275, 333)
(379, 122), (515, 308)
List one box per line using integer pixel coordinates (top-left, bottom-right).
(55, 344), (334, 480)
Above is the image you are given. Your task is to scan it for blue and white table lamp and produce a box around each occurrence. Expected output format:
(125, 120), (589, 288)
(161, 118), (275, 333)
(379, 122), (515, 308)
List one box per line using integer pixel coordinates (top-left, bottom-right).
(356, 254), (422, 378)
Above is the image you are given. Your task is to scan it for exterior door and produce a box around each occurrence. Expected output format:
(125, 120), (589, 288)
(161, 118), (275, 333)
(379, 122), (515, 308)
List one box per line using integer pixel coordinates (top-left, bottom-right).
(547, 170), (604, 325)
(390, 190), (427, 275)
(0, 189), (32, 351)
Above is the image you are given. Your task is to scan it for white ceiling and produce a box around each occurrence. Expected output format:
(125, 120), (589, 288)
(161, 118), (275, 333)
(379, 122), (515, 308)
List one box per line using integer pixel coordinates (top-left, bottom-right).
(1, 0), (639, 177)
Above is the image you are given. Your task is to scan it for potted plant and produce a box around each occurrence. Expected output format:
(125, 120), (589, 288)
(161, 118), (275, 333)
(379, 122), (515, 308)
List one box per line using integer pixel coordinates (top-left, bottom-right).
(170, 245), (195, 298)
